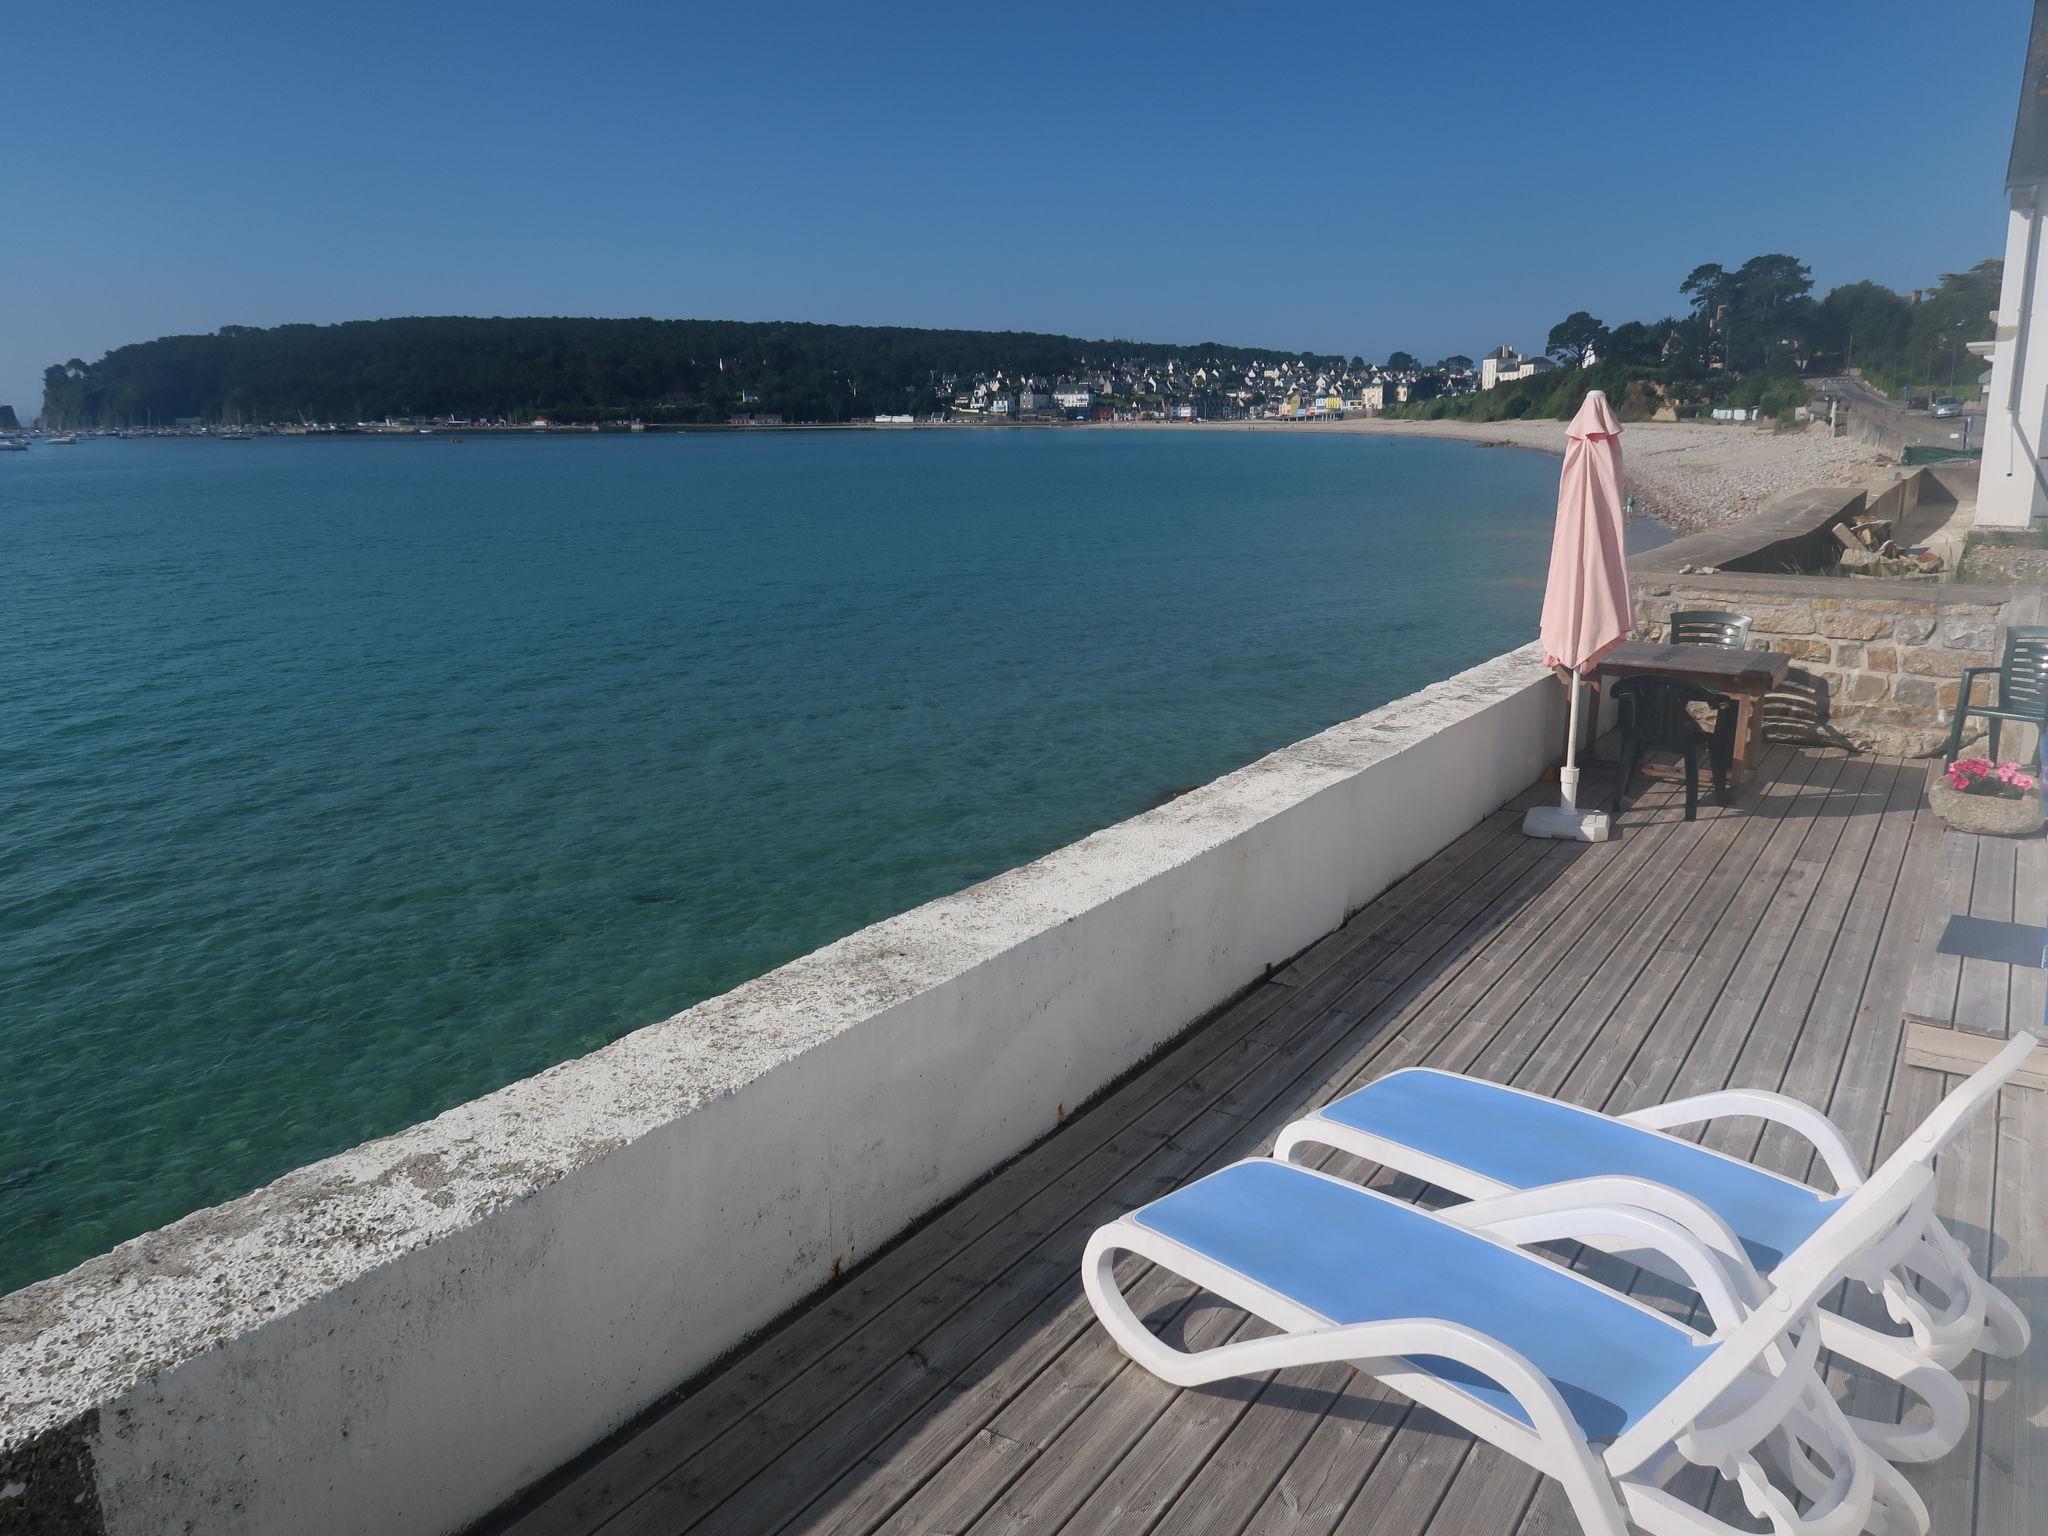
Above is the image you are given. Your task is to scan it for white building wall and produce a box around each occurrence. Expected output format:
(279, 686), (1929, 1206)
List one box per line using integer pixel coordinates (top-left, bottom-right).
(1979, 190), (2048, 528)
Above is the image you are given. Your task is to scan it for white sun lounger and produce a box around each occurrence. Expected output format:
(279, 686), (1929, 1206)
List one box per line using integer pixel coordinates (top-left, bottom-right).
(1086, 1158), (1928, 1536)
(1273, 1033), (2038, 1464)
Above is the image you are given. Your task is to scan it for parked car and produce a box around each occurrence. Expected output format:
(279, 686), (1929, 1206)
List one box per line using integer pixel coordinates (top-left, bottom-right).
(1932, 396), (1963, 418)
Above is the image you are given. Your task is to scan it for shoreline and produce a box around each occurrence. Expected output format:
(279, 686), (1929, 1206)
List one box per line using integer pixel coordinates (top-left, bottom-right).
(50, 414), (1895, 535)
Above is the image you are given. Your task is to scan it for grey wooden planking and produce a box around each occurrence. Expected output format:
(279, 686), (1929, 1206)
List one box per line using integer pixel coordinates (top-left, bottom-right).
(484, 749), (2045, 1536)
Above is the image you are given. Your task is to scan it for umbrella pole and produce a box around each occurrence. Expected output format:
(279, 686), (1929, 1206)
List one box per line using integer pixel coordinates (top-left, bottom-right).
(1560, 673), (1582, 810)
(1522, 670), (1610, 842)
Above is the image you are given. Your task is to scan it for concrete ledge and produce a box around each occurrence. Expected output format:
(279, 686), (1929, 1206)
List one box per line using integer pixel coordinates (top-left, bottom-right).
(1631, 465), (1970, 579)
(0, 646), (1566, 1536)
(1632, 483), (1870, 575)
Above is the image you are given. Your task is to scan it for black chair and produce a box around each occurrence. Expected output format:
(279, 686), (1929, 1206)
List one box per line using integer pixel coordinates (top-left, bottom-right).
(1946, 624), (2048, 763)
(1667, 609), (1752, 649)
(1611, 674), (1737, 823)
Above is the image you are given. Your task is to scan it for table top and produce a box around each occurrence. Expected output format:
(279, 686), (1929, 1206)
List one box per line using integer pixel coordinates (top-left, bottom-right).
(1596, 639), (1792, 687)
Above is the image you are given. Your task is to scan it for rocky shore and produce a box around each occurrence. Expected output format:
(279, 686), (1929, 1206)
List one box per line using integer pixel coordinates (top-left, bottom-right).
(1161, 416), (1891, 534)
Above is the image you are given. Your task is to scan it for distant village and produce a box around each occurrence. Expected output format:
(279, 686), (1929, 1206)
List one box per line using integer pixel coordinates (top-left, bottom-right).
(875, 344), (1561, 427)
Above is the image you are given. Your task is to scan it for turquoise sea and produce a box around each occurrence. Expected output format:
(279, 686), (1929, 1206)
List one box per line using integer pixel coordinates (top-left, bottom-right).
(0, 429), (1669, 1292)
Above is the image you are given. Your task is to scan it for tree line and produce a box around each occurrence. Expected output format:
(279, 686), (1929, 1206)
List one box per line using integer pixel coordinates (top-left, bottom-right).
(1395, 253), (2001, 424)
(37, 317), (1350, 428)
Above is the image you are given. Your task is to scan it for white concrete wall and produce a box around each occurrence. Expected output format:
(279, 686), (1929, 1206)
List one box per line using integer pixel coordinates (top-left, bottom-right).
(0, 646), (1567, 1536)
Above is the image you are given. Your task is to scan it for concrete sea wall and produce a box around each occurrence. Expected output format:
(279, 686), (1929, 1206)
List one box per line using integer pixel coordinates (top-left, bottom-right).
(0, 646), (1567, 1536)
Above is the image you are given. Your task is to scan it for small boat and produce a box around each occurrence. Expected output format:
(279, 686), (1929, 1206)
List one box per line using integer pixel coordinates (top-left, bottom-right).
(46, 433), (78, 445)
(215, 430), (254, 441)
(0, 437), (27, 452)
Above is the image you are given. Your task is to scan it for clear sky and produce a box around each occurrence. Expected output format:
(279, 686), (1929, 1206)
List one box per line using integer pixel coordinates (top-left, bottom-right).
(0, 0), (2031, 418)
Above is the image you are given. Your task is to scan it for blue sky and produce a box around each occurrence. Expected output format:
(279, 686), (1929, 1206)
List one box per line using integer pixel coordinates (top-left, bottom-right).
(0, 1), (2030, 417)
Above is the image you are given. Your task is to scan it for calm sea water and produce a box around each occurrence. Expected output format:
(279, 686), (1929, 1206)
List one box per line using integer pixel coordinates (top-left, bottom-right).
(0, 429), (1668, 1292)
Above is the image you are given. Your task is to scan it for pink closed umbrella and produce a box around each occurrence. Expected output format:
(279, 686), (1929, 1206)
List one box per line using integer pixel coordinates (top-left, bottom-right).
(1524, 390), (1632, 842)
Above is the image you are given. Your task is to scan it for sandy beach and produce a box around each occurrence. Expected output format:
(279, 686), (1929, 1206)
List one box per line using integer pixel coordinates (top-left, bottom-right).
(1140, 416), (1890, 533)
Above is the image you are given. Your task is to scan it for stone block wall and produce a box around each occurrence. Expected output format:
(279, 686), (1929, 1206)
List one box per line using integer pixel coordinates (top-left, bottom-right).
(1635, 577), (2028, 758)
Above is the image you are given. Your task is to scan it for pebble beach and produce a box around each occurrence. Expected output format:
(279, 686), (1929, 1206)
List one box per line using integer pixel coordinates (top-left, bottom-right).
(1159, 416), (1891, 533)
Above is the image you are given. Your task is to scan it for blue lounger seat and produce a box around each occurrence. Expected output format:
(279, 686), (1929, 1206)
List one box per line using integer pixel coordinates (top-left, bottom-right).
(1275, 1037), (2040, 1465)
(1130, 1159), (1704, 1442)
(1309, 1068), (1843, 1270)
(1085, 1157), (1930, 1536)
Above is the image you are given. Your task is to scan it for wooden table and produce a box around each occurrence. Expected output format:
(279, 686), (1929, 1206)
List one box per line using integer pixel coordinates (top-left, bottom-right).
(1594, 640), (1793, 788)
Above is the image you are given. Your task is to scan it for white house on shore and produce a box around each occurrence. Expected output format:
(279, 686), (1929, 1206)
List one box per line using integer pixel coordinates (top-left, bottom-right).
(1478, 345), (1555, 390)
(1980, 0), (2048, 528)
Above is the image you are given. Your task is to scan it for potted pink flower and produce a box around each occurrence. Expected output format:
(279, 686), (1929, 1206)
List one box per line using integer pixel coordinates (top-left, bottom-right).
(1931, 757), (2045, 836)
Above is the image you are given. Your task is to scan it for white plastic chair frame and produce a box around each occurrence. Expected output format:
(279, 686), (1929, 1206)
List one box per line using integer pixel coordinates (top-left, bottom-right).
(1273, 1033), (2037, 1464)
(1085, 1160), (1930, 1536)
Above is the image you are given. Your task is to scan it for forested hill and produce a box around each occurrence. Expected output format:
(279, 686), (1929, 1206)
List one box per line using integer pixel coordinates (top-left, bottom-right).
(40, 317), (1343, 427)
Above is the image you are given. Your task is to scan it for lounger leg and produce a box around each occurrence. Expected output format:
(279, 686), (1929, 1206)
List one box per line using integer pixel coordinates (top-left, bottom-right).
(1869, 1456), (1933, 1536)
(1867, 1213), (2025, 1367)
(1989, 717), (2003, 761)
(1813, 1311), (1970, 1463)
(1980, 1279), (2032, 1358)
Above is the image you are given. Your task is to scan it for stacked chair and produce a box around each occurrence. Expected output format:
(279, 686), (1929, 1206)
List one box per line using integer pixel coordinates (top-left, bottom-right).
(1084, 1034), (2037, 1536)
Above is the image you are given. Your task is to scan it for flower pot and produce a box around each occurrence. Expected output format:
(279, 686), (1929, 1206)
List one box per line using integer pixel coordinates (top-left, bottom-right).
(1928, 780), (2045, 837)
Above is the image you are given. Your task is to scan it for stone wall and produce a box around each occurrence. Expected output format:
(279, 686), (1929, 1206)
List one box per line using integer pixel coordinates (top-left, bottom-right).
(1635, 574), (2033, 757)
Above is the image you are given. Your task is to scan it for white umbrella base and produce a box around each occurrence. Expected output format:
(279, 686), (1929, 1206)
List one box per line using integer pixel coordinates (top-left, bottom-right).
(1522, 802), (1611, 842)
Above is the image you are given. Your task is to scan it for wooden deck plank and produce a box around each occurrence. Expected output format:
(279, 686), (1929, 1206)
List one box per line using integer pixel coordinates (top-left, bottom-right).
(1902, 810), (1976, 1029)
(1800, 767), (1941, 1182)
(1693, 754), (1903, 1163)
(1660, 751), (1878, 1116)
(478, 749), (2044, 1536)
(1343, 752), (1807, 1101)
(1546, 748), (1837, 1113)
(1588, 750), (1854, 1119)
(1956, 830), (2019, 1037)
(1903, 1067), (1999, 1533)
(1972, 1084), (2046, 1536)
(1689, 757), (1912, 1527)
(1556, 753), (1901, 1533)
(2010, 834), (2048, 1038)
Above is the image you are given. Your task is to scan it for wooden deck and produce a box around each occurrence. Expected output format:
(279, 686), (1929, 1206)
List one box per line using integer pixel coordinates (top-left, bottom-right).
(490, 747), (2045, 1536)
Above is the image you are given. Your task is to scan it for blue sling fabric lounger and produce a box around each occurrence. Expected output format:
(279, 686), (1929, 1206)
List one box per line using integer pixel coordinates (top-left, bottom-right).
(1085, 1158), (1929, 1536)
(1133, 1158), (1702, 1442)
(1274, 1035), (2039, 1464)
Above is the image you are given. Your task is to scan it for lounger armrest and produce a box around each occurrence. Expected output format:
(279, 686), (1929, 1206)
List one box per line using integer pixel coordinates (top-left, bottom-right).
(1445, 1180), (1764, 1332)
(1957, 666), (1998, 707)
(1618, 1091), (1865, 1193)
